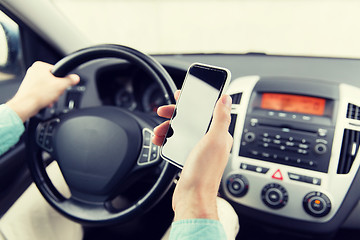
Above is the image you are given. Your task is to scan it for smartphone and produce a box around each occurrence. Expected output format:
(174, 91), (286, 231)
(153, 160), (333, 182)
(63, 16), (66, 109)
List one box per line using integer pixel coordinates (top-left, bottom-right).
(160, 63), (231, 168)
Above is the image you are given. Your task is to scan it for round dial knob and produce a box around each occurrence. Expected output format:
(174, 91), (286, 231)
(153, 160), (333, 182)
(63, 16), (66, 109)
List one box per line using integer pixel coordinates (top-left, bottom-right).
(244, 132), (256, 142)
(314, 143), (327, 154)
(261, 183), (288, 209)
(226, 174), (249, 197)
(303, 191), (331, 217)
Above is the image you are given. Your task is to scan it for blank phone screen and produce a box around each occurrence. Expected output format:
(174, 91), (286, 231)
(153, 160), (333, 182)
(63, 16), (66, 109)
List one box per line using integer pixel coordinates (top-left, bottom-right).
(161, 64), (228, 168)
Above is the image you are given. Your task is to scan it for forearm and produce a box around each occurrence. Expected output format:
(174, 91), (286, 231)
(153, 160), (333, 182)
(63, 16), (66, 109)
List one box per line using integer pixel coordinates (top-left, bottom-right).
(0, 104), (25, 155)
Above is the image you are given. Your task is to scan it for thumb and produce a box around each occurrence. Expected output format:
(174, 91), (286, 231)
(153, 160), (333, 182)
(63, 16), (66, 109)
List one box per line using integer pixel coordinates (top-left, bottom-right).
(66, 74), (80, 86)
(208, 94), (232, 134)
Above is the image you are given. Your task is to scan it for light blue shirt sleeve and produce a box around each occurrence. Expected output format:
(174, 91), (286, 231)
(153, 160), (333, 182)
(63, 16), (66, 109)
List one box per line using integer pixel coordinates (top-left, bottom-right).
(169, 219), (227, 240)
(0, 104), (25, 156)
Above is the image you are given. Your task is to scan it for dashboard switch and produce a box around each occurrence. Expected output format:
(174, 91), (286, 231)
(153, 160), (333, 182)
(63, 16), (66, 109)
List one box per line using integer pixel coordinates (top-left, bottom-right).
(303, 191), (331, 217)
(261, 183), (288, 209)
(226, 174), (249, 197)
(272, 169), (283, 180)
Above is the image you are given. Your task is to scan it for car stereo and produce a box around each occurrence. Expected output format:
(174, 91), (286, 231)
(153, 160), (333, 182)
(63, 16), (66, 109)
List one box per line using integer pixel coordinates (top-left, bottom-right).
(239, 89), (336, 173)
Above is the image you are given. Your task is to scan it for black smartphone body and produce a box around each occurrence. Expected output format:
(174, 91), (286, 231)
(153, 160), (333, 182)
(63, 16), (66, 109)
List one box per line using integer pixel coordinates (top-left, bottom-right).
(160, 63), (231, 168)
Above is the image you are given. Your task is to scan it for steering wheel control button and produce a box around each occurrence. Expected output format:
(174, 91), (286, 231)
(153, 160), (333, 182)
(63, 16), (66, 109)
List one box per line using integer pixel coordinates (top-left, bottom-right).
(143, 130), (152, 146)
(37, 125), (46, 145)
(226, 174), (249, 197)
(240, 163), (269, 174)
(271, 169), (283, 180)
(44, 136), (53, 151)
(138, 148), (150, 164)
(36, 119), (60, 152)
(150, 145), (159, 161)
(261, 183), (288, 209)
(303, 192), (331, 217)
(137, 129), (159, 165)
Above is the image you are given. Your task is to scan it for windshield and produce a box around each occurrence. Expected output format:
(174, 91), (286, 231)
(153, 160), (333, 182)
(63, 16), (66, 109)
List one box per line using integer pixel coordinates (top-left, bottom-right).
(52, 0), (360, 58)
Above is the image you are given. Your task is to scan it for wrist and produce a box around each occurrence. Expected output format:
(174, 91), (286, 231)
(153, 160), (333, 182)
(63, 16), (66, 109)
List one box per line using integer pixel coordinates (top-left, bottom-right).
(173, 189), (219, 221)
(6, 95), (39, 122)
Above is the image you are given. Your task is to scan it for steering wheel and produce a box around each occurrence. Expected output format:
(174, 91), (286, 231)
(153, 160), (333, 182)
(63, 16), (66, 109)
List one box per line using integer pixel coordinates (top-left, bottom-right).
(26, 44), (178, 225)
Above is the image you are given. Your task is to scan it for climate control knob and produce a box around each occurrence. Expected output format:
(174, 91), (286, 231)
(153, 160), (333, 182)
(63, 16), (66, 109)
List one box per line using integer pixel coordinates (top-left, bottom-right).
(261, 183), (288, 209)
(303, 191), (331, 217)
(226, 174), (249, 197)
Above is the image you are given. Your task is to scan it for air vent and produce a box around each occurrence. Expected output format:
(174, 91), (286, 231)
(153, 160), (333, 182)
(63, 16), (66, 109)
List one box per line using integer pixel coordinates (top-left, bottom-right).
(337, 129), (360, 174)
(230, 93), (242, 105)
(229, 114), (237, 137)
(346, 103), (360, 120)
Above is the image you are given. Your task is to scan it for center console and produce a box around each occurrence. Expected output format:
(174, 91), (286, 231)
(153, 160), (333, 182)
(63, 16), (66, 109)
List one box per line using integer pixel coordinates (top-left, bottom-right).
(222, 76), (360, 232)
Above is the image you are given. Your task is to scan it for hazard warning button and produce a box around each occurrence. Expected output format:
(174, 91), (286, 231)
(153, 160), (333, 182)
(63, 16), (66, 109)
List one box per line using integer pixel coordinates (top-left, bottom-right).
(272, 169), (283, 180)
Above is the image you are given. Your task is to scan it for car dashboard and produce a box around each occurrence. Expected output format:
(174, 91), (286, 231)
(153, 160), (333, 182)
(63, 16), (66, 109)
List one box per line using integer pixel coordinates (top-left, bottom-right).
(223, 75), (360, 234)
(67, 54), (360, 236)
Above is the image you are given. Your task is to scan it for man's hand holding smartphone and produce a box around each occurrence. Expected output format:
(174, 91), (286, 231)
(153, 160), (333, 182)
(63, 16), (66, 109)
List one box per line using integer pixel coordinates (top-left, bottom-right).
(159, 63), (231, 168)
(152, 90), (233, 220)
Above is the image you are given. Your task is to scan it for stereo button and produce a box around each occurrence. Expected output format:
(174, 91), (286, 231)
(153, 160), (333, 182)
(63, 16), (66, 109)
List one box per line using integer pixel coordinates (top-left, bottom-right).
(315, 143), (327, 154)
(244, 132), (256, 142)
(309, 161), (316, 166)
(299, 144), (309, 149)
(278, 112), (287, 118)
(318, 128), (328, 137)
(297, 149), (308, 155)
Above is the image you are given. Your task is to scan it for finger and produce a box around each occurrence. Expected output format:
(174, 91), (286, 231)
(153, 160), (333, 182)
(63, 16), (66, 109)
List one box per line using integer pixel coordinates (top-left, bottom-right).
(152, 135), (165, 146)
(174, 90), (180, 101)
(31, 61), (53, 70)
(156, 90), (180, 118)
(26, 61), (53, 75)
(66, 74), (80, 85)
(208, 95), (232, 134)
(153, 120), (170, 137)
(157, 105), (176, 118)
(59, 74), (80, 86)
(54, 74), (80, 91)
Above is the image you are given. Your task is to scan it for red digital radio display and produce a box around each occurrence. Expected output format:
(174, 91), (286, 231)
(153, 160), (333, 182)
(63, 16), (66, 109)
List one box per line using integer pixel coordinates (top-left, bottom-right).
(261, 93), (326, 116)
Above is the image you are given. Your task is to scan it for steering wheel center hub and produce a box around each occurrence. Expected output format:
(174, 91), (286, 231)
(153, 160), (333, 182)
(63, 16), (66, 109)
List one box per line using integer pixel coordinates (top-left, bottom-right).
(54, 107), (141, 197)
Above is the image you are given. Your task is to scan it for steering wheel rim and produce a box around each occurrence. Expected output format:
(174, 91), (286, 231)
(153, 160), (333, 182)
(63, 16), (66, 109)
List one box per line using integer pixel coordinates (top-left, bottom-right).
(27, 44), (178, 225)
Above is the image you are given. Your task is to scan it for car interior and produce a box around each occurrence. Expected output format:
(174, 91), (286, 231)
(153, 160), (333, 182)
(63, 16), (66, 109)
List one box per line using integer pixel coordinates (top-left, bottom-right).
(1, 0), (360, 239)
